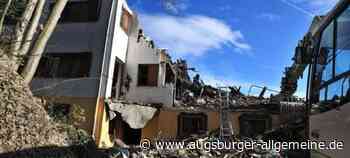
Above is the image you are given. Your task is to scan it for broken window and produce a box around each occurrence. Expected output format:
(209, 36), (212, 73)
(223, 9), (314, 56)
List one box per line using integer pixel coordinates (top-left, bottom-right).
(120, 8), (132, 34)
(178, 113), (207, 137)
(137, 64), (159, 87)
(55, 0), (100, 23)
(35, 53), (91, 78)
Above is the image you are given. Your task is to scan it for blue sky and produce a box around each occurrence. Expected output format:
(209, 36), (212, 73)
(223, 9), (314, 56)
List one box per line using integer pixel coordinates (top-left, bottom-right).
(128, 0), (339, 97)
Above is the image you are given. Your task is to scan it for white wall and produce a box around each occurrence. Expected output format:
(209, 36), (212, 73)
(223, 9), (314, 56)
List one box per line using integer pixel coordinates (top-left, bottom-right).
(124, 21), (175, 106)
(104, 0), (131, 98)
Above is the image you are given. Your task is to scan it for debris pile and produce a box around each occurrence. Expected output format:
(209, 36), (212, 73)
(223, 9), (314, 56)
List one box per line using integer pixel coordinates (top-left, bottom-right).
(0, 65), (102, 157)
(117, 133), (283, 158)
(172, 60), (274, 110)
(0, 66), (65, 152)
(174, 83), (271, 110)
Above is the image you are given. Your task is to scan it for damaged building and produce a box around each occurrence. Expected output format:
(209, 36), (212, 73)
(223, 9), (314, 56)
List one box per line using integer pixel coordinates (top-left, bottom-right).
(123, 14), (176, 106)
(30, 0), (134, 147)
(29, 0), (302, 149)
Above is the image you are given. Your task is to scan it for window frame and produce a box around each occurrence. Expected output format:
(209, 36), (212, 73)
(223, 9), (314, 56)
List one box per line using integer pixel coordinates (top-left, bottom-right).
(177, 113), (208, 138)
(311, 3), (350, 111)
(35, 52), (92, 78)
(317, 6), (350, 90)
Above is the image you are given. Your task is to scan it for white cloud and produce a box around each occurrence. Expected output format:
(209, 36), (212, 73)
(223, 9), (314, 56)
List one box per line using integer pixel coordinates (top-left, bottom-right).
(198, 72), (280, 96)
(139, 14), (252, 57)
(200, 73), (250, 88)
(257, 13), (281, 21)
(161, 0), (188, 14)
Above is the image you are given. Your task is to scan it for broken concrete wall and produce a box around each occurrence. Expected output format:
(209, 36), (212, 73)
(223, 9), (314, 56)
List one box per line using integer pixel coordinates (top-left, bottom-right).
(124, 16), (175, 106)
(107, 102), (157, 129)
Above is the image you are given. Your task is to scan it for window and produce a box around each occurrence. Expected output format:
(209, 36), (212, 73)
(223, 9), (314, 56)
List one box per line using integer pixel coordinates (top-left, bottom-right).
(120, 8), (132, 33)
(137, 64), (159, 86)
(35, 53), (91, 78)
(239, 114), (271, 137)
(56, 0), (100, 23)
(178, 113), (207, 137)
(327, 79), (342, 101)
(315, 77), (349, 113)
(318, 21), (334, 83)
(335, 6), (350, 76)
(313, 5), (350, 111)
(319, 88), (326, 102)
(317, 6), (350, 85)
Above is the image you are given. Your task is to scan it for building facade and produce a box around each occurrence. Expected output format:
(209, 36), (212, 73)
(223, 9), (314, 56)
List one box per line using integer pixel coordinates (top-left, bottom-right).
(30, 0), (134, 147)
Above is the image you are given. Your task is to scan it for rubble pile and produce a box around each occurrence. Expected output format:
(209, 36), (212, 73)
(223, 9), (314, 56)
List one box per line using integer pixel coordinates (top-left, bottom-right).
(174, 84), (269, 110)
(172, 60), (273, 109)
(0, 66), (64, 152)
(0, 66), (100, 157)
(125, 134), (282, 158)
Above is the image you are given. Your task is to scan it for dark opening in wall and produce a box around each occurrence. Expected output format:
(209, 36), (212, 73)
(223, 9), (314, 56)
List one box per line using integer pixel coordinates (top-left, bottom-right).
(165, 64), (175, 84)
(122, 121), (141, 145)
(109, 113), (123, 142)
(35, 52), (91, 78)
(137, 64), (159, 87)
(54, 0), (100, 23)
(111, 61), (121, 98)
(239, 113), (272, 137)
(108, 112), (141, 145)
(178, 113), (207, 137)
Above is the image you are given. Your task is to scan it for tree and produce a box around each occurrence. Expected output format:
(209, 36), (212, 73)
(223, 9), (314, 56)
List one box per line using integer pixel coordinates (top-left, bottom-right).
(21, 0), (68, 84)
(0, 0), (13, 33)
(0, 0), (68, 84)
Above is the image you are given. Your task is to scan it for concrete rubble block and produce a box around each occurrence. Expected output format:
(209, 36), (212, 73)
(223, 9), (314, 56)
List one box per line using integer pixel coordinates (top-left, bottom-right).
(107, 101), (157, 129)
